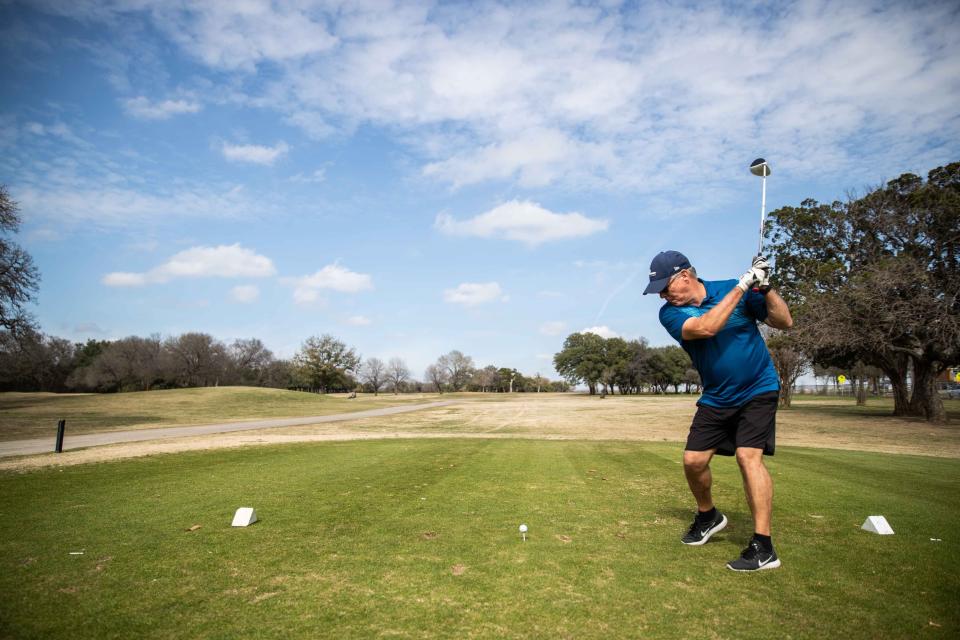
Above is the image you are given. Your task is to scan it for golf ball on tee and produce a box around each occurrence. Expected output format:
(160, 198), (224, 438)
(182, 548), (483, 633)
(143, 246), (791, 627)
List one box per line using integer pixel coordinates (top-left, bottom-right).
(519, 524), (528, 533)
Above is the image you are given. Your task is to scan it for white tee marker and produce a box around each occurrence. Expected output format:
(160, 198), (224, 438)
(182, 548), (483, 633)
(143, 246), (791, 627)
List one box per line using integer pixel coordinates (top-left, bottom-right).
(232, 507), (258, 527)
(861, 515), (894, 535)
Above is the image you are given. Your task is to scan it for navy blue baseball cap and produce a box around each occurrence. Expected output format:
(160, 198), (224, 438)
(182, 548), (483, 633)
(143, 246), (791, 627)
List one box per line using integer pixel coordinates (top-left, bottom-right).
(643, 250), (691, 295)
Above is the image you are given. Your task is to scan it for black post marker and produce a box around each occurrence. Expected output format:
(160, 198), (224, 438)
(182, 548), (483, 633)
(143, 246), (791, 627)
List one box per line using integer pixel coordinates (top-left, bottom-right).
(55, 419), (66, 453)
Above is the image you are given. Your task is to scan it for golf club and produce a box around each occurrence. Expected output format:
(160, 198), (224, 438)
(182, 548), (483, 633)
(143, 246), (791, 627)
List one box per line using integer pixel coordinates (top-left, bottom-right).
(750, 158), (771, 293)
(749, 158), (770, 255)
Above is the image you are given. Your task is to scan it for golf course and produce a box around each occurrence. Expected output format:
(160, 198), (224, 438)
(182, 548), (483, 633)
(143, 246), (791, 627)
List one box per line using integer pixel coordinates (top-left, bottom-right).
(1, 389), (957, 639)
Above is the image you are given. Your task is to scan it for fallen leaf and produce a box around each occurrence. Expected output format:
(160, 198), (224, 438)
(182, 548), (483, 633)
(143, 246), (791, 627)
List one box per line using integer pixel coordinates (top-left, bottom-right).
(451, 564), (467, 576)
(929, 621), (941, 628)
(186, 524), (202, 532)
(421, 531), (438, 540)
(556, 535), (572, 543)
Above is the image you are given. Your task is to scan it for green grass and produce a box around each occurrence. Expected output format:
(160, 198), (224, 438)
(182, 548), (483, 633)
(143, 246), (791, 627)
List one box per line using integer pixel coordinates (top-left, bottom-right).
(0, 387), (446, 441)
(1, 439), (957, 639)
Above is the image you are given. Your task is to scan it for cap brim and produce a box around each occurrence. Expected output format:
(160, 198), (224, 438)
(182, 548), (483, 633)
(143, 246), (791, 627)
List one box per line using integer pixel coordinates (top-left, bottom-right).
(643, 277), (670, 295)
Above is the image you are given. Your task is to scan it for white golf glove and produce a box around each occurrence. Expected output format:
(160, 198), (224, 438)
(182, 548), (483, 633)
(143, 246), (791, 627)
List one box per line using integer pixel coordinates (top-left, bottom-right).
(737, 264), (765, 292)
(752, 255), (772, 290)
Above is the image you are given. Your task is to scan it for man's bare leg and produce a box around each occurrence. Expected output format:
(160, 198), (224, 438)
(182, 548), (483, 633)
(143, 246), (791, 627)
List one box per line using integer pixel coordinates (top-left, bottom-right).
(683, 449), (717, 511)
(735, 447), (773, 535)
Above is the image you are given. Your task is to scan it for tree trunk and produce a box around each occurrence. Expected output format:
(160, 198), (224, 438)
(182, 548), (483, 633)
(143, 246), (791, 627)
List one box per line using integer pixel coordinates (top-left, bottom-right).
(854, 377), (867, 405)
(910, 358), (948, 423)
(779, 385), (793, 408)
(877, 353), (911, 416)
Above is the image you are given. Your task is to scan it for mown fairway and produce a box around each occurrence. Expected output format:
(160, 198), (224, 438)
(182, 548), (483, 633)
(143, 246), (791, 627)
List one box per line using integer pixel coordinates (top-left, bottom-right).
(1, 438), (957, 639)
(0, 387), (444, 441)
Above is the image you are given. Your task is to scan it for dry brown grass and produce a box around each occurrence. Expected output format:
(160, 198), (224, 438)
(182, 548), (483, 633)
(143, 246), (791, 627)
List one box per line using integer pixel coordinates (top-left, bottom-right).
(260, 393), (960, 457)
(3, 393), (958, 471)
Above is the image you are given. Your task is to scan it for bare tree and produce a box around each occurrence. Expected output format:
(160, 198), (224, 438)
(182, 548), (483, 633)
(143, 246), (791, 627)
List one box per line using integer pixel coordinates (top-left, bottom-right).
(163, 332), (227, 387)
(471, 365), (498, 392)
(360, 357), (386, 395)
(438, 350), (475, 391)
(0, 328), (75, 391)
(764, 329), (807, 408)
(0, 186), (40, 334)
(424, 364), (447, 393)
(228, 338), (274, 385)
(387, 357), (410, 394)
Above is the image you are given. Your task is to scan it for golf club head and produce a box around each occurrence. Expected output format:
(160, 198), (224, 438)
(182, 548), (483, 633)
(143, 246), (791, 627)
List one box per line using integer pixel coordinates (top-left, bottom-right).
(750, 158), (770, 177)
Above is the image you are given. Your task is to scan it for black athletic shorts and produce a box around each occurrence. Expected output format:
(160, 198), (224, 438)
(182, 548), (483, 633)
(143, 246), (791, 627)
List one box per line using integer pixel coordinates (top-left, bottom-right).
(685, 391), (779, 456)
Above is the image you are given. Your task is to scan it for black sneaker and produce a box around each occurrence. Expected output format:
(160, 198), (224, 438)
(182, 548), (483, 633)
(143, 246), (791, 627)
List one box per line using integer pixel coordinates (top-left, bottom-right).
(681, 511), (727, 546)
(726, 539), (781, 572)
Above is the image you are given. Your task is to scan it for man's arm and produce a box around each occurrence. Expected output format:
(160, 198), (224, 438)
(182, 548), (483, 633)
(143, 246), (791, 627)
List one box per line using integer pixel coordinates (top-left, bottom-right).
(681, 286), (745, 340)
(762, 289), (793, 330)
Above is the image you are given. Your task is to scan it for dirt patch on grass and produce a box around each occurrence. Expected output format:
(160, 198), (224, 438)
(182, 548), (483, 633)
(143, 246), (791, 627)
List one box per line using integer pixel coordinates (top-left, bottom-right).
(2, 394), (957, 471)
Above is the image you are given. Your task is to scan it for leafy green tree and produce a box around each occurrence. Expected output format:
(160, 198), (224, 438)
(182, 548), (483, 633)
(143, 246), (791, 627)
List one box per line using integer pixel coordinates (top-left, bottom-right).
(553, 332), (606, 394)
(768, 162), (959, 422)
(496, 367), (524, 392)
(294, 334), (360, 393)
(74, 339), (110, 369)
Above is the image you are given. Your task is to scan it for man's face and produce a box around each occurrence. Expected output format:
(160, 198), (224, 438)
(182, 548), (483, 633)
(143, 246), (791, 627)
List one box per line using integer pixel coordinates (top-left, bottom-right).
(659, 269), (696, 306)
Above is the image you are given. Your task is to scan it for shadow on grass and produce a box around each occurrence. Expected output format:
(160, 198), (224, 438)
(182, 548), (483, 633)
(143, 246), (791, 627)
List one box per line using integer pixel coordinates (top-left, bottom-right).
(783, 397), (960, 423)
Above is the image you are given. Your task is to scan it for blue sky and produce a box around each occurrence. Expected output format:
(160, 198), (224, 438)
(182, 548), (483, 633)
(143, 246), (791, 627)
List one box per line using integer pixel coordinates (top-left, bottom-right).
(2, 0), (959, 380)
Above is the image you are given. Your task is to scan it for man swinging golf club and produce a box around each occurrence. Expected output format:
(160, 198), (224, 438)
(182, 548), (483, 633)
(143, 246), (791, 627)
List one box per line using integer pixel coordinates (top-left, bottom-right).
(644, 249), (792, 571)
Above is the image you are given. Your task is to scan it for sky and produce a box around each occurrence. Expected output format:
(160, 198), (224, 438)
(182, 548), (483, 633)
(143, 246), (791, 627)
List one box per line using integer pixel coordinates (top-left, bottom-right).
(2, 0), (959, 380)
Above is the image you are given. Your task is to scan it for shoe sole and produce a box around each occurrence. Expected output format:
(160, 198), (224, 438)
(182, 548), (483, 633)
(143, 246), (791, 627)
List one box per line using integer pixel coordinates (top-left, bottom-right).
(726, 558), (781, 572)
(681, 514), (728, 546)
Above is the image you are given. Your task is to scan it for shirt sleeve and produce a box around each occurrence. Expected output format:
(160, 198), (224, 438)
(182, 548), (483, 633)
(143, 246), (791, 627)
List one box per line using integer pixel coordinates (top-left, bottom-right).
(743, 288), (769, 322)
(659, 304), (688, 343)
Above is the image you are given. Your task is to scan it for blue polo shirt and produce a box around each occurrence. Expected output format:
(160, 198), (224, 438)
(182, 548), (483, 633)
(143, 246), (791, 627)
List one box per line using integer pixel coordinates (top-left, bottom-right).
(659, 279), (779, 407)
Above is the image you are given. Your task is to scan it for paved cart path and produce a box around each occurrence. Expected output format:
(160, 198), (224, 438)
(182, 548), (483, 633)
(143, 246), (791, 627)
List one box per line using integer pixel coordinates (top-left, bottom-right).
(0, 400), (458, 458)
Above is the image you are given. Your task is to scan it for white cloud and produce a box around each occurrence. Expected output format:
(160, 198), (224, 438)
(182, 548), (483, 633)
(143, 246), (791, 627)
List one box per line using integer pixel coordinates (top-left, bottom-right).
(103, 244), (276, 287)
(149, 3), (338, 71)
(17, 183), (268, 227)
(436, 200), (608, 247)
(289, 168), (327, 183)
(581, 326), (619, 339)
(289, 263), (373, 304)
(19, 2), (960, 202)
(293, 288), (321, 306)
(443, 282), (506, 307)
(539, 321), (566, 336)
(230, 285), (260, 303)
(102, 272), (148, 287)
(345, 315), (372, 326)
(123, 96), (201, 120)
(221, 141), (289, 165)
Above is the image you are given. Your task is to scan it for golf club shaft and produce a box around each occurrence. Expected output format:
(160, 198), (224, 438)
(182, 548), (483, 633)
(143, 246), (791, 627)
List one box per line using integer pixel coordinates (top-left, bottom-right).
(758, 174), (766, 256)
